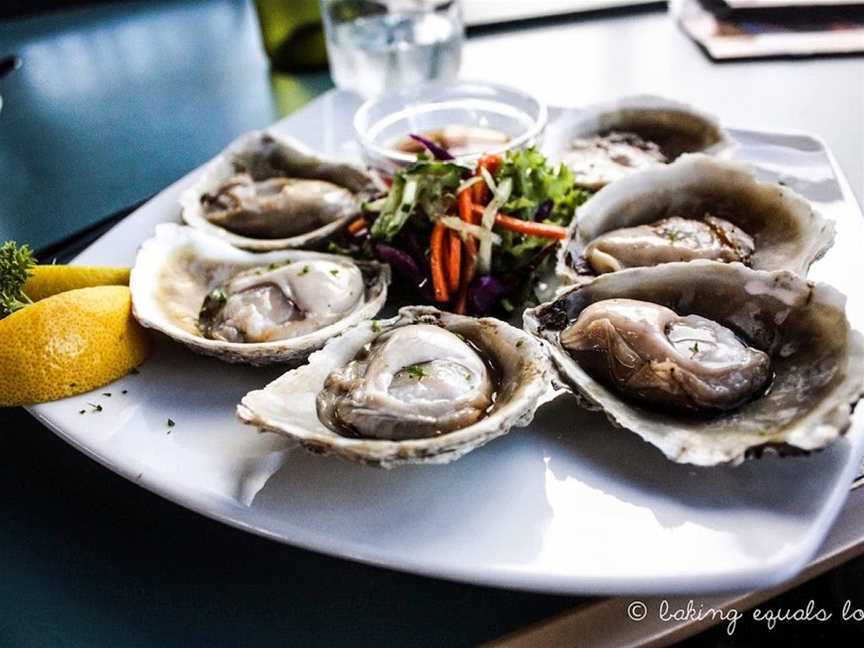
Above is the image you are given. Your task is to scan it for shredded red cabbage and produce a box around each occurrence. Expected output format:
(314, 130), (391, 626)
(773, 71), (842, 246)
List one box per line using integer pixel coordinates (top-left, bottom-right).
(374, 243), (433, 299)
(534, 199), (553, 221)
(408, 133), (455, 161)
(468, 275), (514, 316)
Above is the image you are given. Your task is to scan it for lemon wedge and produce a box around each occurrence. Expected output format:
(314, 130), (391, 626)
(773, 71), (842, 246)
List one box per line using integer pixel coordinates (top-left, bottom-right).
(23, 265), (130, 302)
(0, 285), (150, 406)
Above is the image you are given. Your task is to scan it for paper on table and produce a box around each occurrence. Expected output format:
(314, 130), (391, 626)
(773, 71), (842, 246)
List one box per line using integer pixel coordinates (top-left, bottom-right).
(724, 0), (864, 7)
(672, 0), (864, 59)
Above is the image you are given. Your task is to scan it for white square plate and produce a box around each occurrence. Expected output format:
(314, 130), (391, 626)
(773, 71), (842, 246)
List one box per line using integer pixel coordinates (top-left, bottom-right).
(28, 91), (864, 595)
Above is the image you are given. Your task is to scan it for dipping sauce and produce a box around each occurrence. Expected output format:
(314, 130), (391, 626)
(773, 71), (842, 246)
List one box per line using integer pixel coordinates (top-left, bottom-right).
(393, 125), (511, 157)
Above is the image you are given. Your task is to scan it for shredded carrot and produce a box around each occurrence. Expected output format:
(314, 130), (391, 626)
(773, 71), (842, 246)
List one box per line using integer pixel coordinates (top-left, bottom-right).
(454, 287), (468, 314)
(430, 221), (450, 303)
(347, 217), (367, 236)
(472, 154), (501, 204)
(474, 205), (567, 239)
(478, 154), (502, 174)
(454, 229), (479, 314)
(447, 230), (461, 293)
(453, 188), (476, 313)
(494, 213), (568, 240)
(458, 188), (474, 223)
(471, 179), (485, 204)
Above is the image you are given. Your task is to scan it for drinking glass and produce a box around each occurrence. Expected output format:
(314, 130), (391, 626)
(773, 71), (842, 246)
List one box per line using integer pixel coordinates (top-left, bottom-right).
(320, 0), (463, 98)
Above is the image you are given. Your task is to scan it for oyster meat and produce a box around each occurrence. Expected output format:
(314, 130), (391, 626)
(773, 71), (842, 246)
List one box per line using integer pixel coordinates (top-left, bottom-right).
(563, 131), (668, 188)
(237, 306), (553, 467)
(583, 215), (754, 274)
(130, 224), (389, 365)
(560, 299), (771, 413)
(558, 154), (834, 284)
(200, 174), (358, 239)
(525, 261), (864, 466)
(317, 324), (495, 440)
(199, 258), (365, 343)
(182, 131), (376, 251)
(547, 96), (730, 189)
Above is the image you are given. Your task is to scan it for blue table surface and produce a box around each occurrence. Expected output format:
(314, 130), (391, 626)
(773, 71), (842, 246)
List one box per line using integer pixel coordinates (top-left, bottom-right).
(2, 2), (864, 646)
(0, 0), (331, 250)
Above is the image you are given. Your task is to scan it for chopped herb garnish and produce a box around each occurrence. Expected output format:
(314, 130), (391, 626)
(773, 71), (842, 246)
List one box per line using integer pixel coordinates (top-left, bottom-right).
(78, 409), (85, 415)
(666, 230), (683, 243)
(298, 265), (310, 276)
(121, 389), (128, 395)
(371, 321), (381, 333)
(102, 392), (112, 397)
(689, 342), (700, 357)
(515, 339), (524, 348)
(406, 364), (426, 380)
(87, 402), (103, 413)
(326, 241), (354, 256)
(329, 269), (339, 276)
(464, 373), (471, 381)
(167, 418), (175, 427)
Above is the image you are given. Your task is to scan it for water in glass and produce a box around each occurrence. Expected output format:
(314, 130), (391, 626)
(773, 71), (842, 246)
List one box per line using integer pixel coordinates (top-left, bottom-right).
(322, 1), (463, 98)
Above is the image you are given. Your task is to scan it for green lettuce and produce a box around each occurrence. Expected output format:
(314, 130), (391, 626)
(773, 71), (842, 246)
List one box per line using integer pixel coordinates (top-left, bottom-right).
(370, 158), (469, 241)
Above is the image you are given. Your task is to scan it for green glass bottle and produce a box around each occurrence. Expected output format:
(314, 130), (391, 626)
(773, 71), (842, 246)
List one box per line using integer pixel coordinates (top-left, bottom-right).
(254, 0), (329, 72)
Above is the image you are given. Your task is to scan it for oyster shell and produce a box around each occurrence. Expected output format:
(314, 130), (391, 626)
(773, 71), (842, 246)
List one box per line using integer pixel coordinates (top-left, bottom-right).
(547, 95), (731, 189)
(181, 131), (376, 251)
(558, 154), (835, 285)
(524, 261), (864, 466)
(237, 306), (554, 467)
(130, 224), (390, 365)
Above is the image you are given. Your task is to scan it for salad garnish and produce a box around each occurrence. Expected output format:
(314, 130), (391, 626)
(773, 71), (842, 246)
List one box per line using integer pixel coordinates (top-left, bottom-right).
(340, 147), (592, 315)
(408, 133), (455, 161)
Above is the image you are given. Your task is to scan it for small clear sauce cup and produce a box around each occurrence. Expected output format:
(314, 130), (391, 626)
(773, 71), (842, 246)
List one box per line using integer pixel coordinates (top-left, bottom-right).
(354, 81), (548, 175)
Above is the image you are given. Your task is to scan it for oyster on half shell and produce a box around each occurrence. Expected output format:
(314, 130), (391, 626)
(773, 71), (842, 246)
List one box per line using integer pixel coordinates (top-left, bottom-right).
(557, 154), (835, 285)
(524, 261), (864, 466)
(130, 224), (390, 365)
(181, 131), (376, 251)
(547, 95), (731, 189)
(237, 306), (553, 467)
(559, 298), (774, 415)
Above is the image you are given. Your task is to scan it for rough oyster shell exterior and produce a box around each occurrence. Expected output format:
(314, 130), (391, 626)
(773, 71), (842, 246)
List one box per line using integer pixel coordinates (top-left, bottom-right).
(546, 94), (732, 189)
(181, 130), (375, 251)
(557, 154), (835, 285)
(525, 261), (864, 466)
